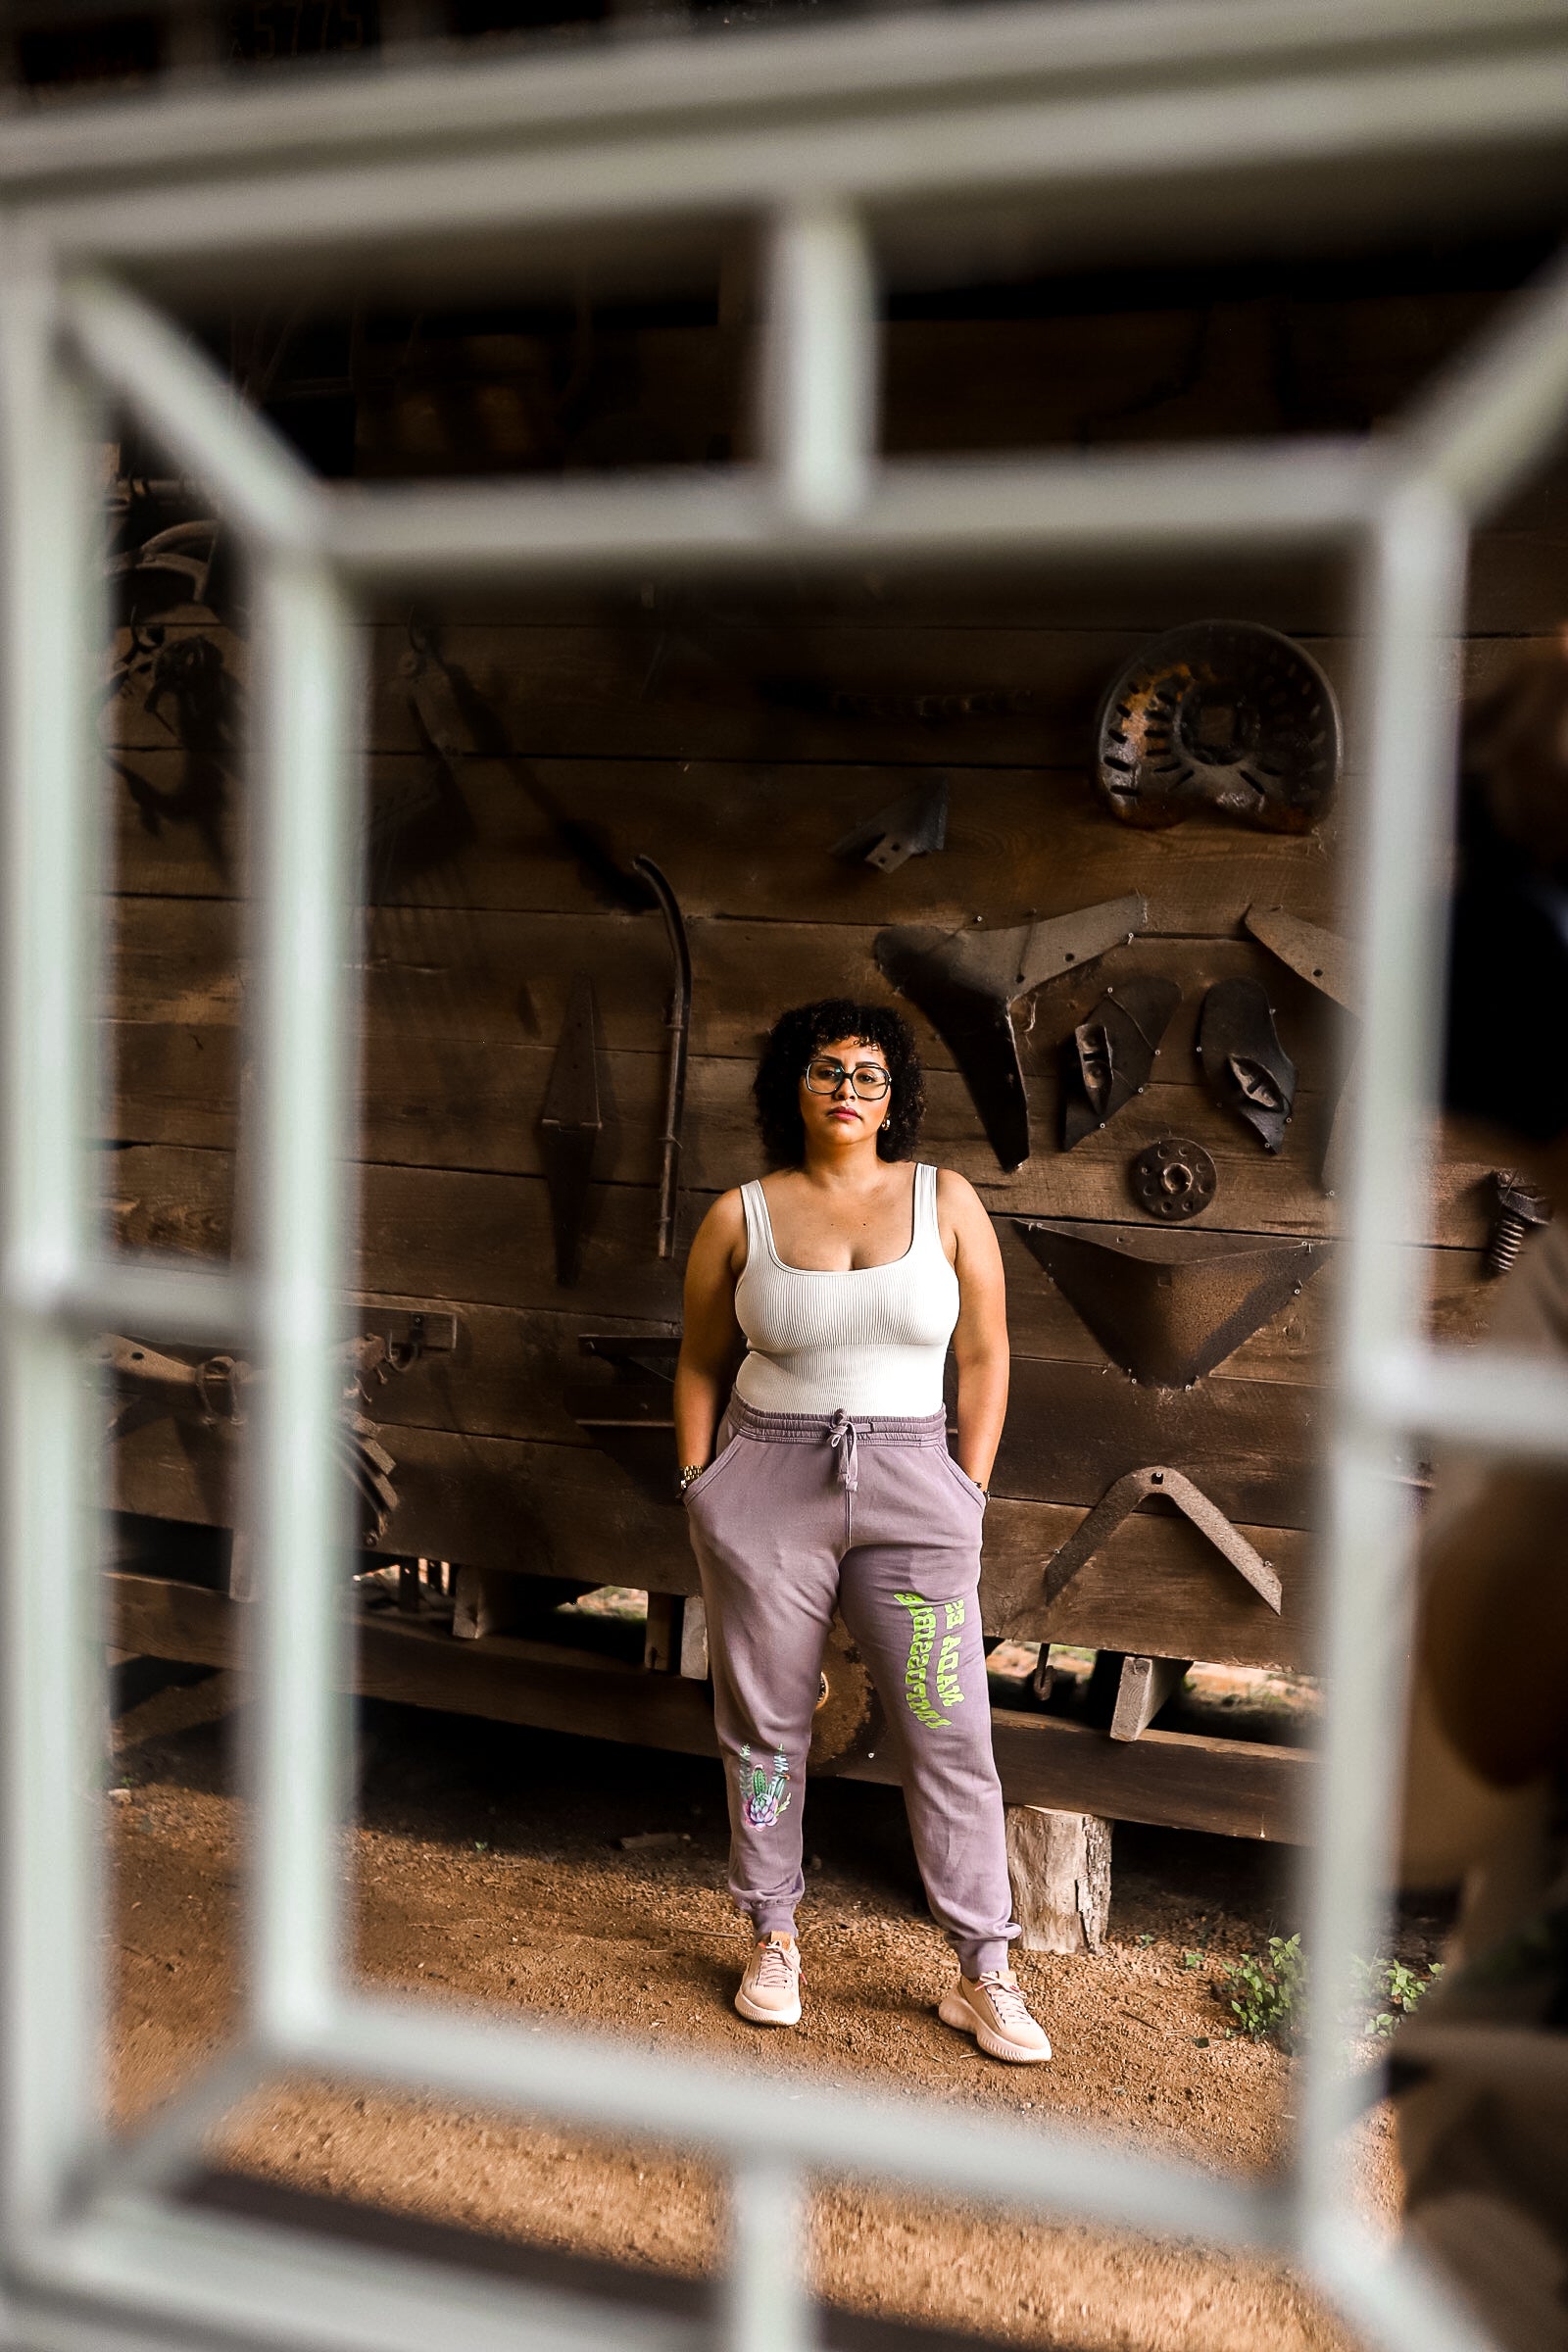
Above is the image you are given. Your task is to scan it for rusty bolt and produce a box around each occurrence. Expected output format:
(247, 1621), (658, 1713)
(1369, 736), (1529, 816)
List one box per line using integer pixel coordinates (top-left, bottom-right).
(1485, 1169), (1553, 1278)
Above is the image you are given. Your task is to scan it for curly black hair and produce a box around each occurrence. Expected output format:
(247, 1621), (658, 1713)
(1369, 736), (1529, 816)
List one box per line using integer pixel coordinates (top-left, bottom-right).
(753, 998), (925, 1168)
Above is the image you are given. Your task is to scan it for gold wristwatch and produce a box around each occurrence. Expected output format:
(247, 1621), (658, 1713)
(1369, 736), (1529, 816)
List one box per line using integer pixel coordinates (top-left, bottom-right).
(678, 1462), (705, 1497)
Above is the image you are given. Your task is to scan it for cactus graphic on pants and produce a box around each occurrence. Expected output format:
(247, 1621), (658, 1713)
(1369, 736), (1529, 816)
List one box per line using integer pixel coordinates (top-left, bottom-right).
(738, 1743), (791, 1827)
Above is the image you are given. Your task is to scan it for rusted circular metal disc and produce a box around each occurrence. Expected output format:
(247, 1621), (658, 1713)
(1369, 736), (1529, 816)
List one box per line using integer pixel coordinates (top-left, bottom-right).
(1096, 620), (1341, 834)
(1130, 1136), (1218, 1222)
(808, 1614), (883, 1774)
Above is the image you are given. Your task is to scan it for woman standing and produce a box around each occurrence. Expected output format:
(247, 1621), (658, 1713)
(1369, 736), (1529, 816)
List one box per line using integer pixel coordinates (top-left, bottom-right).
(673, 998), (1050, 2064)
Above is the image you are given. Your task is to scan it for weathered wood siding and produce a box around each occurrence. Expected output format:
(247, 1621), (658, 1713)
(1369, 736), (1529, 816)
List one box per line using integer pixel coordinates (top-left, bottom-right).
(101, 285), (1562, 1673)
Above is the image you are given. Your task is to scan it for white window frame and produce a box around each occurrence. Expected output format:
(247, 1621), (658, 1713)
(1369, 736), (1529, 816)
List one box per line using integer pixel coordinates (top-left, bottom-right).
(5, 5), (1568, 2348)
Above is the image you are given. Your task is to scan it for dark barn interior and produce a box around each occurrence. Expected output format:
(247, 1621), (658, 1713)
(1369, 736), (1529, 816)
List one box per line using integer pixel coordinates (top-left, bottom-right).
(85, 178), (1568, 1894)
(29, 0), (1568, 1952)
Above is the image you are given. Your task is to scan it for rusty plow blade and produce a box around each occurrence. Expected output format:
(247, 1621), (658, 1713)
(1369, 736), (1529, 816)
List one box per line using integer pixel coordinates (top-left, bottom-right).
(1245, 904), (1358, 1193)
(874, 894), (1146, 1171)
(1060, 975), (1181, 1150)
(1013, 1219), (1329, 1389)
(1198, 977), (1297, 1153)
(831, 776), (948, 871)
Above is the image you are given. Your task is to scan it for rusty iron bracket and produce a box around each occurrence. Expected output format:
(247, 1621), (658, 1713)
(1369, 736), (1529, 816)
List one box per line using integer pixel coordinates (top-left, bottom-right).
(874, 894), (1147, 1171)
(1245, 904), (1358, 1194)
(99, 1334), (400, 1546)
(1198, 977), (1297, 1152)
(1013, 1219), (1330, 1388)
(1095, 621), (1341, 835)
(634, 857), (692, 1259)
(538, 973), (605, 1287)
(580, 1332), (679, 1383)
(1243, 905), (1354, 1012)
(356, 1308), (459, 1368)
(1129, 1135), (1217, 1221)
(1060, 975), (1181, 1150)
(831, 777), (949, 871)
(1046, 1465), (1282, 1614)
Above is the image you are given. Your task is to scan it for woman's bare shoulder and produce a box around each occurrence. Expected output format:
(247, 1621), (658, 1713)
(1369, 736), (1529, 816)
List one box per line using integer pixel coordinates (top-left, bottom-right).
(685, 1188), (749, 1286)
(933, 1167), (1001, 1270)
(933, 1166), (986, 1217)
(697, 1187), (748, 1244)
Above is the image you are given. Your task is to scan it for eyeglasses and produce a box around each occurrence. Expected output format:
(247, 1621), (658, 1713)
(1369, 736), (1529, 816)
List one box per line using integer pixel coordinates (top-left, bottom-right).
(804, 1057), (892, 1101)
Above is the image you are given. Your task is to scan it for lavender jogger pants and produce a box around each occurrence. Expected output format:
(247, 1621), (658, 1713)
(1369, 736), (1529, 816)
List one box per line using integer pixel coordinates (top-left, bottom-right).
(682, 1396), (1019, 1978)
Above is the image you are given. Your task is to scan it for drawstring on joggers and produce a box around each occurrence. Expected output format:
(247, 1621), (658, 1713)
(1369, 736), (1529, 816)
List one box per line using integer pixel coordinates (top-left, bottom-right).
(827, 1408), (858, 1491)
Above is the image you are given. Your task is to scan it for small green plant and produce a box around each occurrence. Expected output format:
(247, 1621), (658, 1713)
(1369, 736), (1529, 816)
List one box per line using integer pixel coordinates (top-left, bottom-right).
(1182, 1948), (1204, 1970)
(1220, 1934), (1307, 2048)
(1355, 1954), (1444, 2037)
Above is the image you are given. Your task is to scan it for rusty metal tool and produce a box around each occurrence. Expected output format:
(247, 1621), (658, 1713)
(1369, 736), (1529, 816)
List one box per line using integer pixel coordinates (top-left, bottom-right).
(538, 973), (605, 1287)
(1198, 977), (1297, 1152)
(1095, 621), (1340, 834)
(1484, 1169), (1553, 1276)
(874, 894), (1147, 1170)
(831, 777), (949, 871)
(1045, 1465), (1282, 1614)
(1243, 905), (1354, 1013)
(634, 856), (692, 1259)
(404, 621), (644, 911)
(108, 515), (222, 622)
(1129, 1136), (1217, 1222)
(1060, 975), (1181, 1149)
(1013, 1220), (1329, 1388)
(1245, 904), (1358, 1192)
(98, 1333), (401, 1546)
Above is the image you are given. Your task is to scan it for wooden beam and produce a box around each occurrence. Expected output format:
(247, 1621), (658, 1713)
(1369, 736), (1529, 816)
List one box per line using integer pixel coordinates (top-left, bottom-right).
(1109, 1654), (1191, 1742)
(106, 1572), (1313, 1840)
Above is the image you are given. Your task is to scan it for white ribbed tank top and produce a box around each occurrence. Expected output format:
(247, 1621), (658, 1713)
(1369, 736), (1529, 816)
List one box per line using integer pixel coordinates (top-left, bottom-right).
(732, 1161), (959, 1416)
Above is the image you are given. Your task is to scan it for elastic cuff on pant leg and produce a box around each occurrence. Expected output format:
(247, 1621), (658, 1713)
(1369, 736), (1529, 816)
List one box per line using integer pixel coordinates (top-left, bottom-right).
(751, 1906), (798, 1939)
(956, 1938), (1013, 1978)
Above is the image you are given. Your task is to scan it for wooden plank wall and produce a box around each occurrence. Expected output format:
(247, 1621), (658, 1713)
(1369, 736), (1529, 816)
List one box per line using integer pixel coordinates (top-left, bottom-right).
(102, 276), (1567, 1676)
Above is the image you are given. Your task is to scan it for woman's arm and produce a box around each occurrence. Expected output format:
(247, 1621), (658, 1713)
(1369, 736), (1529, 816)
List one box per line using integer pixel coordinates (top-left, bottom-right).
(941, 1170), (1009, 1490)
(673, 1190), (747, 1473)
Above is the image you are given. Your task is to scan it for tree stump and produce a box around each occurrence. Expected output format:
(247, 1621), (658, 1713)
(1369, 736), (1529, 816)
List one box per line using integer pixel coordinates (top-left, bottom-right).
(679, 1594), (710, 1680)
(1004, 1806), (1112, 1955)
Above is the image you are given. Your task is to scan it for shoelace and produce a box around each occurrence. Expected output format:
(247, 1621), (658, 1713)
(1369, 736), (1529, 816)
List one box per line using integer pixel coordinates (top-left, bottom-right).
(827, 1408), (858, 1491)
(974, 1971), (1031, 2026)
(754, 1939), (798, 1991)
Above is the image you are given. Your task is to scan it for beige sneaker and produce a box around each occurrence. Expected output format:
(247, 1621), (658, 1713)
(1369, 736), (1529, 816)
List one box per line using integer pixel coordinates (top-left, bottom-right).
(735, 1933), (803, 2027)
(939, 1968), (1052, 2063)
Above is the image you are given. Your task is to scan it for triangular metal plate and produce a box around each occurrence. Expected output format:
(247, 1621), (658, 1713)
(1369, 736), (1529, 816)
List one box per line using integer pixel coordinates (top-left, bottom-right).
(1013, 1218), (1330, 1388)
(1060, 975), (1181, 1149)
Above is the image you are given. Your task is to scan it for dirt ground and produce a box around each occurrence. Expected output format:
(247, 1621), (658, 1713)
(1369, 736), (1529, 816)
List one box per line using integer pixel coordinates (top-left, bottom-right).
(107, 1653), (1446, 2352)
